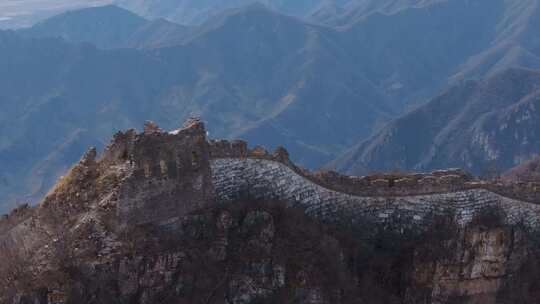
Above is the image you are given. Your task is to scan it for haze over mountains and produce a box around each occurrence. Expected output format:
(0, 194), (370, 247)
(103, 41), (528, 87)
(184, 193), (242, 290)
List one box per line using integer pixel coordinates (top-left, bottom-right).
(1, 0), (540, 212)
(18, 5), (188, 49)
(332, 68), (540, 175)
(0, 0), (359, 29)
(114, 0), (333, 25)
(0, 0), (112, 29)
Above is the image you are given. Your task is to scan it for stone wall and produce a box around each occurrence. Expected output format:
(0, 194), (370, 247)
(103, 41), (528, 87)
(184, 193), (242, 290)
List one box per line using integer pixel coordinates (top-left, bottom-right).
(208, 139), (249, 159)
(3, 126), (538, 232)
(211, 158), (540, 227)
(208, 139), (540, 204)
(109, 119), (215, 226)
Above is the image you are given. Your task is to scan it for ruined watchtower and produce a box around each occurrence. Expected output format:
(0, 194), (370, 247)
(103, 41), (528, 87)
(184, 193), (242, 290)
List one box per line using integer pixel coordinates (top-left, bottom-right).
(102, 119), (215, 226)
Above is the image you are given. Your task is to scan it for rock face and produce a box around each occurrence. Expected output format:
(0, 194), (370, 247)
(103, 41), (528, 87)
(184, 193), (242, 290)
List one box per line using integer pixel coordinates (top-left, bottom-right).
(1, 120), (540, 304)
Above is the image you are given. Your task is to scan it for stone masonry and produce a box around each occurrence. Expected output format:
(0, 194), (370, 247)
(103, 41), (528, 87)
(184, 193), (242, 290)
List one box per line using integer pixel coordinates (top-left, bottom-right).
(211, 158), (540, 227)
(107, 118), (216, 226)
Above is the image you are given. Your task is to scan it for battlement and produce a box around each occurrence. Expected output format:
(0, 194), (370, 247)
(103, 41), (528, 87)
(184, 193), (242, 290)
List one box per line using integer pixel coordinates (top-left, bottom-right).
(100, 118), (207, 169)
(208, 139), (249, 159)
(305, 169), (473, 196)
(103, 119), (215, 225)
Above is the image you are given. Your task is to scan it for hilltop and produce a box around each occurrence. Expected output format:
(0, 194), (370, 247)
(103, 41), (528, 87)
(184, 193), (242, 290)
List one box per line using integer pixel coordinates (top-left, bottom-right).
(2, 119), (540, 303)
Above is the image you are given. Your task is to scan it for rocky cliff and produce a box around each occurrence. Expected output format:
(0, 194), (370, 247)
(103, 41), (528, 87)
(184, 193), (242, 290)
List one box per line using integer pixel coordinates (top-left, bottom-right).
(1, 119), (540, 304)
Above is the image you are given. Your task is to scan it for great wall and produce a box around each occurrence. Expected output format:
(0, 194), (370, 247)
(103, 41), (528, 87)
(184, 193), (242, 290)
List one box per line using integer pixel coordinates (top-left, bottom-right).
(2, 119), (540, 304)
(2, 118), (540, 233)
(208, 137), (540, 227)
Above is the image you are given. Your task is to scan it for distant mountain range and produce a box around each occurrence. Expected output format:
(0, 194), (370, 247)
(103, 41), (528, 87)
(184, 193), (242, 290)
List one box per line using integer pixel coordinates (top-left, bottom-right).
(18, 5), (188, 49)
(113, 0), (343, 25)
(0, 4), (394, 210)
(309, 0), (442, 26)
(332, 68), (540, 175)
(0, 0), (449, 29)
(0, 0), (353, 29)
(1, 0), (540, 211)
(0, 0), (113, 29)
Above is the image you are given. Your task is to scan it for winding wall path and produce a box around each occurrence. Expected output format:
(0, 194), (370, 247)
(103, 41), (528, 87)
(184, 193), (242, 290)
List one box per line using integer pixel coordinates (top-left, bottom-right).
(211, 158), (540, 227)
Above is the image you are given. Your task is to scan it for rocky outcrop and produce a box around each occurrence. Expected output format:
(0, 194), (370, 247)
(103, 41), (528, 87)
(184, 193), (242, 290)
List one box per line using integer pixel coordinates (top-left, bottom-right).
(1, 120), (540, 304)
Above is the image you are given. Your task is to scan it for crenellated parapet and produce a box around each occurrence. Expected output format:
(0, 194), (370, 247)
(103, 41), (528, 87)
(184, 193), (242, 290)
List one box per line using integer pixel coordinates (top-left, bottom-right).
(303, 168), (540, 204)
(208, 139), (249, 159)
(304, 168), (474, 197)
(100, 118), (208, 172)
(208, 140), (294, 165)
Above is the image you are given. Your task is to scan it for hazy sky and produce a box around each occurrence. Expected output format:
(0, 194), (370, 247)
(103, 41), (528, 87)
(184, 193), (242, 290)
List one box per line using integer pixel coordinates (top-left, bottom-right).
(0, 0), (113, 28)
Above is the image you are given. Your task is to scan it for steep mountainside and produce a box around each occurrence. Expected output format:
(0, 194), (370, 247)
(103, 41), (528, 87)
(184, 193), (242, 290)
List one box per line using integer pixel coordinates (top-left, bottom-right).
(338, 0), (540, 108)
(309, 0), (441, 26)
(0, 30), (173, 209)
(332, 68), (540, 175)
(2, 120), (540, 304)
(170, 4), (394, 164)
(504, 156), (540, 182)
(19, 5), (188, 49)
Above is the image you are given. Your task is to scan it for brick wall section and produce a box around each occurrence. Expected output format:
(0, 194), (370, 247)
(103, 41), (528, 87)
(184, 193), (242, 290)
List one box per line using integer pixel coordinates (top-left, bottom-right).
(208, 140), (540, 204)
(208, 139), (249, 159)
(211, 158), (540, 227)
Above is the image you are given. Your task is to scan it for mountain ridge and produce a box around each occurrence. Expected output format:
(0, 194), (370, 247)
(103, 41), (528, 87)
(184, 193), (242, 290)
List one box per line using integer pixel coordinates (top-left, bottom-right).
(18, 5), (189, 49)
(331, 67), (540, 175)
